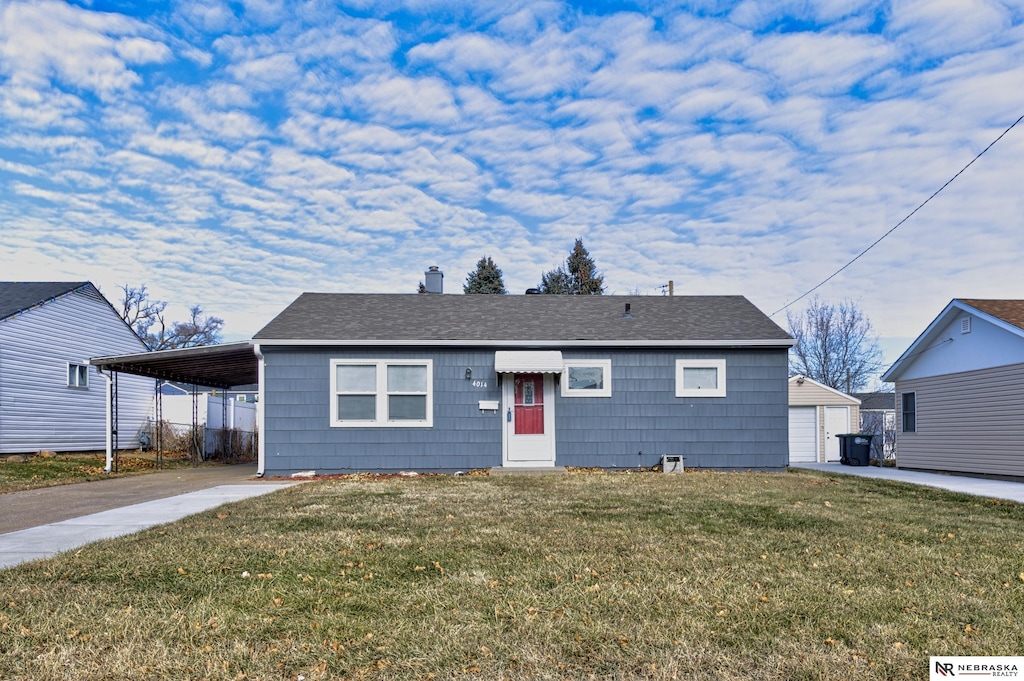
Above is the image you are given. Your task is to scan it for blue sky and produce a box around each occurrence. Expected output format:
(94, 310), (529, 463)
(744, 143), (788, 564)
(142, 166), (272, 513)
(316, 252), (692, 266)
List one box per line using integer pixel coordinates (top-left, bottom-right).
(2, 0), (1023, 381)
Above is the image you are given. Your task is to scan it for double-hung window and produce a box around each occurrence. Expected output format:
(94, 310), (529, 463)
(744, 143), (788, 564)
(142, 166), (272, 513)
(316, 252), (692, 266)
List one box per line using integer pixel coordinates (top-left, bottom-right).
(561, 360), (612, 397)
(675, 359), (726, 398)
(901, 392), (916, 433)
(68, 363), (89, 389)
(331, 359), (432, 427)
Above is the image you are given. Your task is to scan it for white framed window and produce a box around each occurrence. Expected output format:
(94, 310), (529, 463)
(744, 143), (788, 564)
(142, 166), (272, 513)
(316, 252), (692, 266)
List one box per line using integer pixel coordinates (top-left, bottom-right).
(330, 359), (433, 427)
(68, 363), (89, 388)
(675, 359), (726, 398)
(561, 360), (612, 397)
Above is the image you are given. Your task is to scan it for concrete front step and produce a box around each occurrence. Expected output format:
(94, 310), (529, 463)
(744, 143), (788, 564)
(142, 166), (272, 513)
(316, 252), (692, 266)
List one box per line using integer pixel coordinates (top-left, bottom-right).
(489, 466), (567, 476)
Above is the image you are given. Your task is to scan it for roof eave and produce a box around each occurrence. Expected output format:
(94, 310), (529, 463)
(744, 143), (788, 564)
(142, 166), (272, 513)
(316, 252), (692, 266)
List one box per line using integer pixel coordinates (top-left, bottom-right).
(881, 298), (1024, 382)
(788, 374), (861, 403)
(252, 338), (796, 348)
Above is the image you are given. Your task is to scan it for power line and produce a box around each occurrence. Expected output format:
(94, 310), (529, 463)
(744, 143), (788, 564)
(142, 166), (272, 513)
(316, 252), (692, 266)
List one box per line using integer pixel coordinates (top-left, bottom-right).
(772, 112), (1024, 318)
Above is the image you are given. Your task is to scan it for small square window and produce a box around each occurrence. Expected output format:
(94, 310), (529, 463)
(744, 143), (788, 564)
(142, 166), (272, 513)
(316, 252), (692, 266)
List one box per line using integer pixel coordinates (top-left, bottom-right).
(68, 363), (89, 388)
(561, 360), (612, 397)
(675, 359), (726, 398)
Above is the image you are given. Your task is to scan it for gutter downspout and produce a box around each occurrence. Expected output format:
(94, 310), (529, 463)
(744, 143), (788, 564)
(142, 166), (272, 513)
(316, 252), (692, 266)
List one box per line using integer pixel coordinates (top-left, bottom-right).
(254, 343), (266, 477)
(94, 364), (113, 473)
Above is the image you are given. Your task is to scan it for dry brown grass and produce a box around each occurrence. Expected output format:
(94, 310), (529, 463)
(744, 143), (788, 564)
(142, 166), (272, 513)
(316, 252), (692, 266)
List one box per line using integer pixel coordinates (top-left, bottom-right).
(2, 469), (1023, 680)
(0, 451), (194, 494)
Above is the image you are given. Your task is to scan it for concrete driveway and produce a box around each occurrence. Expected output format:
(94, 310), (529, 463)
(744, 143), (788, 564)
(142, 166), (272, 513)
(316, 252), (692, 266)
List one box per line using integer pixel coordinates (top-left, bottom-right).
(0, 463), (273, 535)
(0, 464), (297, 569)
(791, 462), (1024, 504)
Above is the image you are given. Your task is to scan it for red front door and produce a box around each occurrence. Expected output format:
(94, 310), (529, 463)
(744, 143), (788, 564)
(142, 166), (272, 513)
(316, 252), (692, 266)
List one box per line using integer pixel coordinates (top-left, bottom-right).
(514, 373), (544, 435)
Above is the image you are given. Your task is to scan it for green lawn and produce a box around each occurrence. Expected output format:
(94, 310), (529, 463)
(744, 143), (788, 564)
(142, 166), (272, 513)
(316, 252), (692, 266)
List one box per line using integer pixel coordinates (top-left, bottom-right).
(0, 452), (193, 494)
(2, 469), (1022, 680)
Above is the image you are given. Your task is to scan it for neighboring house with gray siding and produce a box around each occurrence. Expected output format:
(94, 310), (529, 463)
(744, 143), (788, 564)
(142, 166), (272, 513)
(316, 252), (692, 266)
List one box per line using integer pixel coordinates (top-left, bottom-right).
(252, 290), (794, 476)
(882, 299), (1024, 478)
(0, 282), (153, 454)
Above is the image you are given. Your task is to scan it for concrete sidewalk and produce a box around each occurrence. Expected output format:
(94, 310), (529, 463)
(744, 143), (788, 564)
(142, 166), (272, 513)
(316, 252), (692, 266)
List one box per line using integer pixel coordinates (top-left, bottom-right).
(791, 462), (1024, 504)
(0, 464), (297, 570)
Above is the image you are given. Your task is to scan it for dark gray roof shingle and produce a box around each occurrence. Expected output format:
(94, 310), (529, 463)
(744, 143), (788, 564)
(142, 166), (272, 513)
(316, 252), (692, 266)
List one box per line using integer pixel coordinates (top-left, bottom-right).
(852, 392), (895, 410)
(0, 282), (91, 322)
(254, 293), (792, 344)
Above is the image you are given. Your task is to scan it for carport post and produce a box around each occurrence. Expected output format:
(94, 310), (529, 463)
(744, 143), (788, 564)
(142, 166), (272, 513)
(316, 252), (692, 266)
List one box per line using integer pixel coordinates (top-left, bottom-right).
(100, 365), (113, 473)
(155, 380), (164, 469)
(191, 382), (200, 466)
(94, 363), (118, 474)
(255, 343), (265, 477)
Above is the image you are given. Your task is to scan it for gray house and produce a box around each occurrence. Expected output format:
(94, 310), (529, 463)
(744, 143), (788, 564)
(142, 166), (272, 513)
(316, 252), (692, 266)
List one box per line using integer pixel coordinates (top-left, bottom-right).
(882, 299), (1024, 478)
(252, 292), (794, 476)
(0, 282), (153, 454)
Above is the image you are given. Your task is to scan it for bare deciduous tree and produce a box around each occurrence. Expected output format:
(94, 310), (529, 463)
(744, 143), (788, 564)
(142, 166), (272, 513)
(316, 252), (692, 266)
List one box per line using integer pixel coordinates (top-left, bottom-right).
(118, 284), (166, 334)
(786, 296), (883, 393)
(118, 285), (224, 350)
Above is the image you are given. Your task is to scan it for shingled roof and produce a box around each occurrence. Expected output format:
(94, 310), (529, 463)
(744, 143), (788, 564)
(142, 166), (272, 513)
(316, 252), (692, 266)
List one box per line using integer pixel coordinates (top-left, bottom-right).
(254, 294), (792, 346)
(959, 299), (1024, 331)
(0, 282), (92, 322)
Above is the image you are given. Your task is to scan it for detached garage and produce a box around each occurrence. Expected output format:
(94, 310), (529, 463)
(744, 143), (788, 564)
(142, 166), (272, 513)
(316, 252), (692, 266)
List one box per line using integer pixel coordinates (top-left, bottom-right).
(788, 375), (861, 463)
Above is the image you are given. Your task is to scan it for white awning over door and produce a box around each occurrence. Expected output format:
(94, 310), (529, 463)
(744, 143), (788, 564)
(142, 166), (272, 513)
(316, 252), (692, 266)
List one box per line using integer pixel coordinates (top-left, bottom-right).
(494, 350), (564, 373)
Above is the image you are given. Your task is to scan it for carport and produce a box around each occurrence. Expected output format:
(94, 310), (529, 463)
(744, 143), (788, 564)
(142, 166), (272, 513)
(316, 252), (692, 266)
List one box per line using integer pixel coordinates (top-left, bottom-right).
(90, 342), (260, 474)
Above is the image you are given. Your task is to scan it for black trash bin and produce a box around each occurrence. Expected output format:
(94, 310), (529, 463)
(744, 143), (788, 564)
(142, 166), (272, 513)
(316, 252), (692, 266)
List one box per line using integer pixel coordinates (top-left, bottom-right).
(836, 433), (874, 466)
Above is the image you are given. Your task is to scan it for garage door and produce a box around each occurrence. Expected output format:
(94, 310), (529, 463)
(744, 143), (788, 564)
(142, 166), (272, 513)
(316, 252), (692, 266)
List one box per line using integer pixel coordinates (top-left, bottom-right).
(789, 407), (817, 463)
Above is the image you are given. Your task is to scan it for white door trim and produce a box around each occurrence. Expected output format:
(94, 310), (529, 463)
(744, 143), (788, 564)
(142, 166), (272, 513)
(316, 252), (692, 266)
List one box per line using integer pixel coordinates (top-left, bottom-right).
(824, 405), (850, 462)
(501, 373), (557, 467)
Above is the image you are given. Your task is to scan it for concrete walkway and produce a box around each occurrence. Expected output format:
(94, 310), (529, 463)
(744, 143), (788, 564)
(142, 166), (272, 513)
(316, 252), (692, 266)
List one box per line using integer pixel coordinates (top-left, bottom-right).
(791, 462), (1024, 504)
(0, 464), (296, 570)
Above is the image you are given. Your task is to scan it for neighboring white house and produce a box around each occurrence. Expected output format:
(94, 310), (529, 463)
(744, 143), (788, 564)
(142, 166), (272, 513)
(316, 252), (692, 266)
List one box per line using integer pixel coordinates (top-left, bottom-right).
(788, 375), (861, 463)
(853, 392), (896, 461)
(158, 390), (257, 457)
(882, 298), (1024, 478)
(0, 282), (153, 454)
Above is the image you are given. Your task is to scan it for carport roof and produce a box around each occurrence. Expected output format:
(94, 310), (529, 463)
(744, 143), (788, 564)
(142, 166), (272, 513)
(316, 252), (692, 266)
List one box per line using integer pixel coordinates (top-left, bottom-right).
(90, 341), (258, 389)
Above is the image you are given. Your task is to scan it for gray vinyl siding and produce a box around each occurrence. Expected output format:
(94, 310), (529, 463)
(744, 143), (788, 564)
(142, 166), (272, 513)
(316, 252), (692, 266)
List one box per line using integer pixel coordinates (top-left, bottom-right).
(556, 350), (788, 470)
(261, 346), (789, 475)
(0, 288), (153, 453)
(894, 362), (1024, 477)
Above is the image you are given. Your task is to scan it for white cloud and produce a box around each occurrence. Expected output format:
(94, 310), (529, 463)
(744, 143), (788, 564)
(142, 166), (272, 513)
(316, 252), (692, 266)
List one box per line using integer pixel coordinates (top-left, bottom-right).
(0, 0), (163, 98)
(227, 53), (302, 91)
(744, 31), (894, 95)
(181, 0), (236, 33)
(205, 82), (256, 108)
(160, 86), (267, 140)
(115, 37), (173, 64)
(343, 75), (461, 125)
(889, 0), (1011, 60)
(0, 83), (87, 129)
(129, 132), (232, 168)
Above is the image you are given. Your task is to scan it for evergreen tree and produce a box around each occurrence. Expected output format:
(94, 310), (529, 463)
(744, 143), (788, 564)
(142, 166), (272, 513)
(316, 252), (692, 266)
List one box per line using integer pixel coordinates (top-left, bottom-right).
(538, 266), (571, 294)
(539, 238), (605, 295)
(566, 238), (604, 294)
(463, 256), (508, 294)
